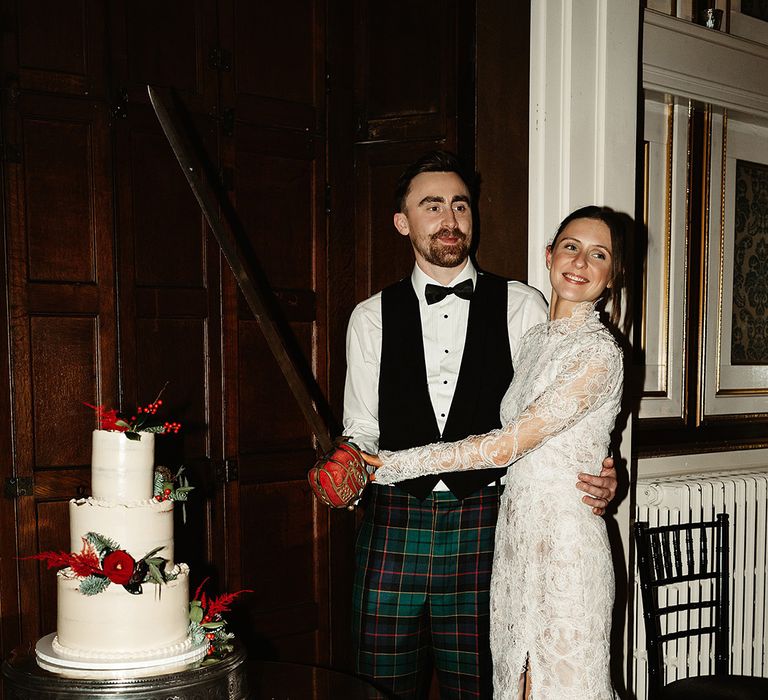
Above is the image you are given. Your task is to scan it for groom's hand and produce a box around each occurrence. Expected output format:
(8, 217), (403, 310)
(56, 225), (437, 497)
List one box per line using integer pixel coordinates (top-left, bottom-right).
(363, 452), (382, 480)
(577, 456), (617, 515)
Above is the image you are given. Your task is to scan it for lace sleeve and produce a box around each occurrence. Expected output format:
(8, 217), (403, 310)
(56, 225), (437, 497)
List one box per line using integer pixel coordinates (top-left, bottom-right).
(373, 338), (622, 485)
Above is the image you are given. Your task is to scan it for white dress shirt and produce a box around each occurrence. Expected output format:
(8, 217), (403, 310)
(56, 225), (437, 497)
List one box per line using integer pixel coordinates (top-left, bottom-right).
(343, 260), (548, 489)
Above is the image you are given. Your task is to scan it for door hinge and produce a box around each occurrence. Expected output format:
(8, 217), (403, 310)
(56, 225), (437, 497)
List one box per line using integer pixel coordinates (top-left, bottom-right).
(208, 47), (232, 72)
(5, 477), (33, 498)
(1, 142), (21, 163)
(214, 459), (239, 484)
(325, 183), (331, 214)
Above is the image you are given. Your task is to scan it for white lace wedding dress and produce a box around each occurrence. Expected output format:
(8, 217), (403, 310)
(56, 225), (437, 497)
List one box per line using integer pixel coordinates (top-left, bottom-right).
(374, 302), (622, 699)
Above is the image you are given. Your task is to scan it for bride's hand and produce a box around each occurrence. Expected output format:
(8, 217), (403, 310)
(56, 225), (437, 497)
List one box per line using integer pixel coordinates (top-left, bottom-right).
(362, 452), (383, 480)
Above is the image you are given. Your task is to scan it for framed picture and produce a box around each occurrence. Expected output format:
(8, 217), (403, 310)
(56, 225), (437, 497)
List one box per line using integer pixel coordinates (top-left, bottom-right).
(703, 109), (768, 417)
(637, 96), (690, 420)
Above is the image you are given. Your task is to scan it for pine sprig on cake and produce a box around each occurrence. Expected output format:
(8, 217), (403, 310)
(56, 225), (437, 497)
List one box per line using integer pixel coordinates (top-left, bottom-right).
(153, 466), (194, 502)
(85, 532), (120, 553)
(154, 465), (195, 523)
(79, 574), (111, 596)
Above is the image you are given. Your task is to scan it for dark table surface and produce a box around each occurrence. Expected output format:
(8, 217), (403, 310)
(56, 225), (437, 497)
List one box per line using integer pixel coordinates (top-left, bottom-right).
(248, 659), (388, 699)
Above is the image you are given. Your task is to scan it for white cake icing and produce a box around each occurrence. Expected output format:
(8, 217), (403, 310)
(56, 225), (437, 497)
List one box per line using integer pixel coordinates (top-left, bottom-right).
(40, 428), (205, 672)
(54, 565), (191, 659)
(69, 497), (175, 568)
(91, 430), (154, 502)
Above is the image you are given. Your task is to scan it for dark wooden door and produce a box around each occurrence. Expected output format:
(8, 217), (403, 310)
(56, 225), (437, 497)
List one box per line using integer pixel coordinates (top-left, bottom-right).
(214, 0), (337, 663)
(0, 0), (482, 683)
(351, 0), (472, 300)
(0, 0), (116, 656)
(107, 0), (227, 593)
(0, 0), (228, 665)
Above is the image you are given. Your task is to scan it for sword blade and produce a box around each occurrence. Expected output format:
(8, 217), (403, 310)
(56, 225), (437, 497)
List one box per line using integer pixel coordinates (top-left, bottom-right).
(147, 85), (334, 454)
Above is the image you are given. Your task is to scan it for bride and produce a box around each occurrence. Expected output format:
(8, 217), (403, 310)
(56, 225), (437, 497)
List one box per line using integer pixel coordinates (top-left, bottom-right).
(365, 205), (627, 699)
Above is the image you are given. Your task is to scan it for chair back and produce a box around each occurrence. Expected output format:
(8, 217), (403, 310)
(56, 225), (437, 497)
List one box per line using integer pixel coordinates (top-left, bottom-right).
(633, 513), (730, 695)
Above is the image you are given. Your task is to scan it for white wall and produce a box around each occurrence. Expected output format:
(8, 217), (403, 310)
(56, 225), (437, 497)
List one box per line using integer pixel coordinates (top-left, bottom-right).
(528, 0), (640, 690)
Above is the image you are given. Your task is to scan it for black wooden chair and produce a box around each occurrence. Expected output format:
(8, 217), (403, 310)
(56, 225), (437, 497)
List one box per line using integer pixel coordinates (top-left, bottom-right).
(634, 513), (768, 699)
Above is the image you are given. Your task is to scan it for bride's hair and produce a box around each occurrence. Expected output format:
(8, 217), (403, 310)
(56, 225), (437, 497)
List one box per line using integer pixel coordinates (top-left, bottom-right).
(550, 205), (630, 333)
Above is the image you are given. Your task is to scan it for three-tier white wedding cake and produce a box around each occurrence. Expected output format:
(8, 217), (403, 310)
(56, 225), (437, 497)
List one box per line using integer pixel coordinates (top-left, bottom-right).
(35, 430), (207, 674)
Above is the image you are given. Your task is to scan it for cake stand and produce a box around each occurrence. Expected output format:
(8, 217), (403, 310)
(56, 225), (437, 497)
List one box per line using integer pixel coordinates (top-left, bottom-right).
(2, 639), (249, 699)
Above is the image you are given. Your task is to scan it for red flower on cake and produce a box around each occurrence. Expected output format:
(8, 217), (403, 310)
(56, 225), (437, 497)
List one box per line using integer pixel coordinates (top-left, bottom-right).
(102, 550), (136, 585)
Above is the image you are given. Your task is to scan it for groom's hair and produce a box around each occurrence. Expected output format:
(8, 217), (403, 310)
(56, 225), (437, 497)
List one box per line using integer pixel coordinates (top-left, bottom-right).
(394, 150), (476, 213)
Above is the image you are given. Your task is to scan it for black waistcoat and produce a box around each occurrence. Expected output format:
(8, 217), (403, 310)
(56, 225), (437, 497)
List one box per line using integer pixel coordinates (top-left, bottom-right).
(378, 273), (513, 500)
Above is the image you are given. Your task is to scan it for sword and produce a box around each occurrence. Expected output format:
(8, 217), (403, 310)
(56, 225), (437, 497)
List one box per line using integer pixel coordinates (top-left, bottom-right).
(147, 85), (335, 454)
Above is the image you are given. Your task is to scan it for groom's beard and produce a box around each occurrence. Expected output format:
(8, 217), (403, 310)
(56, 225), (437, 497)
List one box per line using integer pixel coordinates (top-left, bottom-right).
(417, 228), (471, 268)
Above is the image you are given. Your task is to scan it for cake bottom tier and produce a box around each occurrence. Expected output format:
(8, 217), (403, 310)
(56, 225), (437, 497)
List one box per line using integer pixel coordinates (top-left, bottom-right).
(53, 563), (192, 662)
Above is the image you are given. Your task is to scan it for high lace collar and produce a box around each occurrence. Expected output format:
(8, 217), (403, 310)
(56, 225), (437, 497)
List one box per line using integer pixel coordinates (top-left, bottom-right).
(548, 301), (600, 334)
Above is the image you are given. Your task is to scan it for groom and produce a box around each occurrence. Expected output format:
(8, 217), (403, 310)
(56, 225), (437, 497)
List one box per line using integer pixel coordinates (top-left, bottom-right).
(343, 150), (617, 699)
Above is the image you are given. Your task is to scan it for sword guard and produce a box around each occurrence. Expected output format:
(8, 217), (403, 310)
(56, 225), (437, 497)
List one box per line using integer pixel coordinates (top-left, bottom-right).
(308, 438), (369, 509)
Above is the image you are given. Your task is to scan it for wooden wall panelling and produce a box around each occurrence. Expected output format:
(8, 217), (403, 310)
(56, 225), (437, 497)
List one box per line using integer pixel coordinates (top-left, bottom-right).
(0, 73), (18, 664)
(353, 0), (457, 143)
(353, 141), (448, 300)
(325, 0), (356, 415)
(326, 0), (358, 671)
(218, 0), (326, 132)
(474, 0), (529, 282)
(109, 0), (225, 592)
(6, 0), (107, 98)
(0, 0), (483, 681)
(35, 500), (71, 636)
(226, 121), (331, 664)
(112, 100), (222, 586)
(0, 105), (17, 662)
(216, 0), (333, 666)
(107, 0), (218, 115)
(351, 0), (465, 298)
(3, 92), (117, 646)
(112, 105), (212, 399)
(238, 479), (322, 660)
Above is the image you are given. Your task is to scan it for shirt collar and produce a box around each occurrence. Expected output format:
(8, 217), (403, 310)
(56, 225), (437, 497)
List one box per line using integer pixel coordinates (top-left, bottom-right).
(411, 260), (477, 304)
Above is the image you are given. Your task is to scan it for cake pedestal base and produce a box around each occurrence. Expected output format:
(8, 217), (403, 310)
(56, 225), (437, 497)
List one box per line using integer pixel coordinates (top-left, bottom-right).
(34, 634), (209, 677)
(2, 640), (248, 699)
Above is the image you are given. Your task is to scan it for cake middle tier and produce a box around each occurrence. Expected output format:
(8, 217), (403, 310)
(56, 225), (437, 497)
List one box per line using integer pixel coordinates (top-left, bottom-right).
(70, 498), (175, 568)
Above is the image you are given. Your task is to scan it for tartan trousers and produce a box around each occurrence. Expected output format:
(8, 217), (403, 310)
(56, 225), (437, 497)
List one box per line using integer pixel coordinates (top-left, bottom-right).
(352, 484), (501, 699)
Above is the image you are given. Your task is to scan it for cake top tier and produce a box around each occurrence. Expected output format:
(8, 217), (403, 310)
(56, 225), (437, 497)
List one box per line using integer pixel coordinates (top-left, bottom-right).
(91, 430), (155, 502)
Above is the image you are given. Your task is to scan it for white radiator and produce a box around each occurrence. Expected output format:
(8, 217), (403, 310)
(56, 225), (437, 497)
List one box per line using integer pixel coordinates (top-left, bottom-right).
(632, 469), (768, 699)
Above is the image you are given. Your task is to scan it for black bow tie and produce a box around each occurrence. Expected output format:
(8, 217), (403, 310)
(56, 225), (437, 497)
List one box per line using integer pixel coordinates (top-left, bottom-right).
(424, 279), (474, 305)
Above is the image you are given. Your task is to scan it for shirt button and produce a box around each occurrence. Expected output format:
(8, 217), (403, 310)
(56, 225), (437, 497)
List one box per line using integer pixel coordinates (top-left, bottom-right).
(443, 314), (448, 319)
(443, 380), (448, 385)
(440, 413), (445, 418)
(444, 349), (449, 354)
